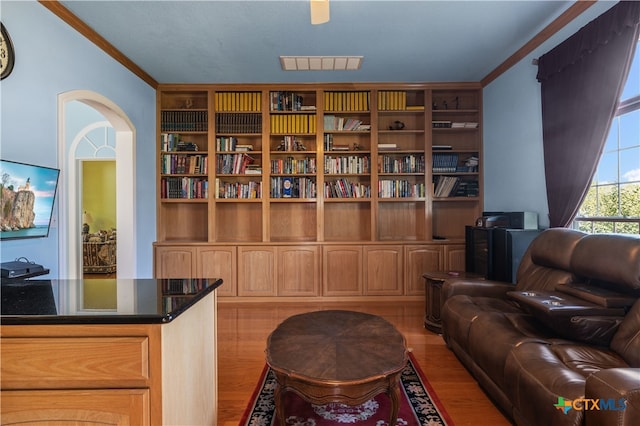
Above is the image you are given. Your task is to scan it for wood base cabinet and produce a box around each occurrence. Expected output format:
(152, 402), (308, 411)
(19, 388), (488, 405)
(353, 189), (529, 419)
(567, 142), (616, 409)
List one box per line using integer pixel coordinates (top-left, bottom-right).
(155, 242), (464, 301)
(1, 291), (217, 425)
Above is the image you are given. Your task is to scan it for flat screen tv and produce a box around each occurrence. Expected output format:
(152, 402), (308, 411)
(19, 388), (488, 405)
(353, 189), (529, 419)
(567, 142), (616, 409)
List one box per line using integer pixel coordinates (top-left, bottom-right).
(0, 159), (60, 240)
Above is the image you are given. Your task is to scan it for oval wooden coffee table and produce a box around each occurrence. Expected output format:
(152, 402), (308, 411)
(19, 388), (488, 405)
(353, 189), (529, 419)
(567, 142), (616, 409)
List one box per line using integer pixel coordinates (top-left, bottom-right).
(266, 310), (408, 425)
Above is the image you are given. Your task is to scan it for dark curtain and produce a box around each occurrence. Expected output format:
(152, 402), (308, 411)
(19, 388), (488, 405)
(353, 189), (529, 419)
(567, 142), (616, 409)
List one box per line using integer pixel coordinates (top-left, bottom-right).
(536, 1), (640, 228)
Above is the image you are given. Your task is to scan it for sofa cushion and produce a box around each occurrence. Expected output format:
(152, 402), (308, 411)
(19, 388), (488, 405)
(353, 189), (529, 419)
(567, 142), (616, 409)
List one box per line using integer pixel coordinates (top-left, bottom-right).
(610, 299), (640, 367)
(504, 340), (628, 426)
(570, 233), (640, 293)
(516, 228), (585, 281)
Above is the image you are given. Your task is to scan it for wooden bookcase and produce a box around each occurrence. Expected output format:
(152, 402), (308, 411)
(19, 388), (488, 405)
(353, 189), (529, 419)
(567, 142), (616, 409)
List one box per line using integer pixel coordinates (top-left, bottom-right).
(154, 83), (482, 300)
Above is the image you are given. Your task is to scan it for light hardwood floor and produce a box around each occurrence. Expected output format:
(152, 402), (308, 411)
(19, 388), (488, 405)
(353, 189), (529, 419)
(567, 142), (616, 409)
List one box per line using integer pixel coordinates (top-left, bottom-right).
(217, 301), (511, 426)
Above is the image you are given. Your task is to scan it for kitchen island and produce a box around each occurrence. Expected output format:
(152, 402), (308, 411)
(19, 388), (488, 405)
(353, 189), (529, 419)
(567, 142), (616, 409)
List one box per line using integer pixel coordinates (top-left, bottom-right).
(0, 278), (222, 426)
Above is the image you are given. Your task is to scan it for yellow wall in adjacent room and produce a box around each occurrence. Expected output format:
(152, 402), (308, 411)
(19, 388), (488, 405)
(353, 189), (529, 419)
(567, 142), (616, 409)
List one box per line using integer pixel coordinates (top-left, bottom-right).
(82, 160), (116, 233)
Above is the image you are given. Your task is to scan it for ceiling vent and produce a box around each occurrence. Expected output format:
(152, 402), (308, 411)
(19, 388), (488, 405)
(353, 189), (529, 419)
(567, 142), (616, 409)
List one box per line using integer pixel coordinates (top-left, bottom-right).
(280, 56), (363, 71)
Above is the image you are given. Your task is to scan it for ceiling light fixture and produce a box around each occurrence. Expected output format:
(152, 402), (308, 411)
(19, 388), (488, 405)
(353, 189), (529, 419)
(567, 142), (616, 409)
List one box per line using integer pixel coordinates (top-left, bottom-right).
(310, 0), (330, 25)
(280, 56), (363, 71)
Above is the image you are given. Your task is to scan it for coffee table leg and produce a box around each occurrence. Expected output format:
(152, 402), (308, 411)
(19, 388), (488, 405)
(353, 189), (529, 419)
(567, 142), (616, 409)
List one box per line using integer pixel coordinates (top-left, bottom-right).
(388, 382), (400, 426)
(274, 384), (286, 426)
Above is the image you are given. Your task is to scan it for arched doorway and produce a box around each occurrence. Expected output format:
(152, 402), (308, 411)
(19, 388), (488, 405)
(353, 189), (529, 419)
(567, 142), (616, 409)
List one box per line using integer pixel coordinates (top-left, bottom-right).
(58, 90), (136, 279)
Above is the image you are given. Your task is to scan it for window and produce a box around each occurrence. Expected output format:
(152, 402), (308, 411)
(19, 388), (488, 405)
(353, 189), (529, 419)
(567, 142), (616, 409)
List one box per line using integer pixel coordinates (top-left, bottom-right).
(575, 42), (640, 235)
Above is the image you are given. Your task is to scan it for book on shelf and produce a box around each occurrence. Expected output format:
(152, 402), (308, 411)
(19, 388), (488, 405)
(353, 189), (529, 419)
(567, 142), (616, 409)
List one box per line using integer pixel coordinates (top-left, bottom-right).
(235, 144), (254, 151)
(216, 153), (256, 174)
(378, 143), (398, 150)
(270, 113), (316, 134)
(215, 178), (262, 199)
(432, 152), (459, 172)
(323, 115), (369, 131)
(161, 176), (208, 199)
(432, 121), (452, 128)
(377, 91), (407, 111)
(324, 91), (370, 112)
(161, 110), (208, 132)
(432, 145), (453, 150)
(215, 92), (261, 112)
(215, 112), (262, 133)
(270, 91), (316, 111)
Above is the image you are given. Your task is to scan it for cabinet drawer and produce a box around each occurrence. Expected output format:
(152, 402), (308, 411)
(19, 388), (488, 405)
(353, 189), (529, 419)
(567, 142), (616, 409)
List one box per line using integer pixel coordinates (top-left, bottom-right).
(0, 389), (149, 425)
(1, 337), (150, 389)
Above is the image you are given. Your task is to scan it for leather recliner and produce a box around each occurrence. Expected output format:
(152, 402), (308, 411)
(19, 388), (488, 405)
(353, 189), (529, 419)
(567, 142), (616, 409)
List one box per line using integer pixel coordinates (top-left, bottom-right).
(440, 228), (640, 426)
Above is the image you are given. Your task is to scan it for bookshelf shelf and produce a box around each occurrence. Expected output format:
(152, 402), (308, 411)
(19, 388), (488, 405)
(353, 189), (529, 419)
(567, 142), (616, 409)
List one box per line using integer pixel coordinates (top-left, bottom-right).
(156, 84), (481, 299)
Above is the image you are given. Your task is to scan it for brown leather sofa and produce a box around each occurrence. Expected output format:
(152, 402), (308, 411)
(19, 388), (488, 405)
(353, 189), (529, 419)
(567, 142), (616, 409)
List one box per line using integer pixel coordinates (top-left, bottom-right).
(440, 228), (640, 426)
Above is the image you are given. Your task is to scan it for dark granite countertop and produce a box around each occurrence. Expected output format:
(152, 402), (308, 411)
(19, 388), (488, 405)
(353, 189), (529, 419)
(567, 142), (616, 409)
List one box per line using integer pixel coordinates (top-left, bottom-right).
(0, 278), (222, 325)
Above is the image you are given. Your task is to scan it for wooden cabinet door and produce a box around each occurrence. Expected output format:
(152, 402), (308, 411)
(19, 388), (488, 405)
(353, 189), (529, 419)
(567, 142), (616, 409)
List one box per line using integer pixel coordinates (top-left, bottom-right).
(238, 247), (277, 296)
(363, 245), (403, 296)
(0, 389), (149, 425)
(445, 243), (466, 272)
(404, 245), (443, 295)
(154, 246), (196, 278)
(322, 246), (362, 296)
(198, 246), (237, 297)
(277, 246), (320, 296)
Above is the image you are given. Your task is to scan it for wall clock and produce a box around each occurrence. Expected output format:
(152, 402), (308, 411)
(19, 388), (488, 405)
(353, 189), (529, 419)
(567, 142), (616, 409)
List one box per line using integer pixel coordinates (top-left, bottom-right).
(1, 23), (15, 80)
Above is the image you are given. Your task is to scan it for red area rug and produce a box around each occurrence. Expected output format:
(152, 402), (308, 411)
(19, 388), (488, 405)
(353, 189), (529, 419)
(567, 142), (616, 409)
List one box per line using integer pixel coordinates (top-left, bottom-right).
(240, 352), (453, 425)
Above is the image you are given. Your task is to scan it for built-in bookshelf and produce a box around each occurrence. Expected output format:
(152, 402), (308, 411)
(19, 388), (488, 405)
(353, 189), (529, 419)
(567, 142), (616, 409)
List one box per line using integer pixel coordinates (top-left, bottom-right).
(156, 84), (481, 244)
(431, 89), (481, 239)
(156, 84), (481, 299)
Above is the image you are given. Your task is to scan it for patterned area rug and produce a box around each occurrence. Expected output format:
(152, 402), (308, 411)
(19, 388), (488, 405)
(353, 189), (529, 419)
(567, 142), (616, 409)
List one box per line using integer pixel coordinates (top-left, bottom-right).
(240, 352), (453, 426)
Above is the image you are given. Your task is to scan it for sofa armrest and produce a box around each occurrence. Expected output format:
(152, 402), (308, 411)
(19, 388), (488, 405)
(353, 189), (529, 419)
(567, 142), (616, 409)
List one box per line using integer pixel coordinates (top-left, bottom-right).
(585, 368), (640, 426)
(441, 279), (515, 302)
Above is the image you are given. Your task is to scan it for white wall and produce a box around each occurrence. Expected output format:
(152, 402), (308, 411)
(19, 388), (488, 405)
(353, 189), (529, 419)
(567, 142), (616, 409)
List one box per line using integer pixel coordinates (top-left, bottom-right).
(483, 1), (616, 229)
(0, 1), (156, 278)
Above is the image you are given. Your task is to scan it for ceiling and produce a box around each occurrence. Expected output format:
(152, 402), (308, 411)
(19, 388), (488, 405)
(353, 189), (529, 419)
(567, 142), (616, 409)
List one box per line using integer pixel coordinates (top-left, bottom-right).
(57, 0), (579, 85)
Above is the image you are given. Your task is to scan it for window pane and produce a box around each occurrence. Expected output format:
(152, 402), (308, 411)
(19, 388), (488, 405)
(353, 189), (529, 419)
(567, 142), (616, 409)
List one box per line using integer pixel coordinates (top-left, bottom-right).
(596, 151), (618, 183)
(620, 146), (640, 183)
(619, 109), (639, 149)
(620, 44), (640, 100)
(620, 182), (640, 217)
(595, 183), (619, 216)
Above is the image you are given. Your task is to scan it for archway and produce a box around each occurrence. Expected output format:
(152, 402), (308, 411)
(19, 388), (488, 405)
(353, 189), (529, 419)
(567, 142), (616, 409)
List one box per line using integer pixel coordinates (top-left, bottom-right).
(58, 90), (136, 279)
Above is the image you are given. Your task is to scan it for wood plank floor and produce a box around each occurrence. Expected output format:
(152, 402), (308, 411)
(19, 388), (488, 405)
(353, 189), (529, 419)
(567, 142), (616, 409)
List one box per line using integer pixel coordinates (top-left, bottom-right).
(217, 301), (511, 426)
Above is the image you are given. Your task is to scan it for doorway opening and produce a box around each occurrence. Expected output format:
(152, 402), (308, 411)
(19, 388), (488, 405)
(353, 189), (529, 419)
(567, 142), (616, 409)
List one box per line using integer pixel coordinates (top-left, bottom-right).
(58, 91), (136, 280)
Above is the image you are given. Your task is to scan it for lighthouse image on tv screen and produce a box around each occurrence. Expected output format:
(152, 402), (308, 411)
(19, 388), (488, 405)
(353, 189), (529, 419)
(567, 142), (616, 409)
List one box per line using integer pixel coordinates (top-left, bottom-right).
(0, 159), (60, 240)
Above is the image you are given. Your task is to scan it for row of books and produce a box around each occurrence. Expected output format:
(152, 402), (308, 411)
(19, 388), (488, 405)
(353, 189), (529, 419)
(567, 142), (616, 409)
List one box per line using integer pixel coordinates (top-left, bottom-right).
(161, 111), (208, 132)
(432, 153), (459, 172)
(323, 115), (370, 131)
(433, 176), (480, 197)
(432, 121), (479, 128)
(161, 133), (203, 152)
(324, 178), (371, 198)
(215, 92), (262, 112)
(324, 91), (370, 112)
(378, 180), (426, 198)
(215, 113), (262, 133)
(215, 179), (262, 199)
(161, 177), (208, 199)
(216, 153), (257, 175)
(270, 114), (317, 134)
(324, 155), (371, 174)
(378, 154), (425, 173)
(271, 157), (317, 174)
(161, 154), (208, 175)
(215, 136), (254, 152)
(271, 177), (317, 198)
(270, 91), (316, 111)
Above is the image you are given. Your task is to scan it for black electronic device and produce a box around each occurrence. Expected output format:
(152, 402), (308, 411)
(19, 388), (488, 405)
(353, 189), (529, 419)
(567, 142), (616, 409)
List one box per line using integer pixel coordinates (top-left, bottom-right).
(1, 258), (48, 279)
(480, 211), (538, 230)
